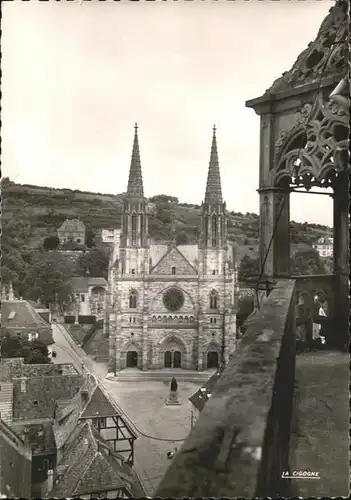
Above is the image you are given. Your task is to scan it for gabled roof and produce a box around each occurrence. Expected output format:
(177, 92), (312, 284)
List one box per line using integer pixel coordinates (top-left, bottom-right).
(50, 421), (137, 497)
(71, 277), (107, 293)
(80, 385), (118, 419)
(151, 245), (198, 275)
(189, 371), (222, 412)
(1, 300), (52, 331)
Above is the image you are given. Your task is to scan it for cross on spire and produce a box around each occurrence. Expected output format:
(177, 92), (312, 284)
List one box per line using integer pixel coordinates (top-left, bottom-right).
(204, 125), (223, 204)
(127, 122), (144, 197)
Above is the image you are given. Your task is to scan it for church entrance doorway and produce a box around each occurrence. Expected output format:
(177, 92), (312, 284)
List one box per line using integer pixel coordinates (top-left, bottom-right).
(173, 351), (181, 368)
(126, 351), (138, 368)
(207, 351), (219, 369)
(164, 351), (172, 368)
(164, 350), (182, 368)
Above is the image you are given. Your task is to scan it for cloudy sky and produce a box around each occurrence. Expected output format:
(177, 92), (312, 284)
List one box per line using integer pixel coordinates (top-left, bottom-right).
(2, 0), (334, 225)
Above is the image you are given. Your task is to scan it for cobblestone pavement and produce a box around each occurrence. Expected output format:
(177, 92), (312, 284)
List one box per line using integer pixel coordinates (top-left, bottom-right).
(104, 379), (202, 495)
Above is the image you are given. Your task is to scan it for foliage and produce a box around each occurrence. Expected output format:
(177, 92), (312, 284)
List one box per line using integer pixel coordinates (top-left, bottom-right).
(0, 332), (51, 364)
(76, 248), (109, 278)
(23, 251), (73, 309)
(290, 248), (326, 275)
(238, 255), (260, 281)
(149, 195), (179, 204)
(43, 235), (60, 250)
(156, 207), (174, 225)
(176, 231), (189, 245)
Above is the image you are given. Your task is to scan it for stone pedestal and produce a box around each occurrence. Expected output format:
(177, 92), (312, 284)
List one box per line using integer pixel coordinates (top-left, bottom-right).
(166, 390), (181, 406)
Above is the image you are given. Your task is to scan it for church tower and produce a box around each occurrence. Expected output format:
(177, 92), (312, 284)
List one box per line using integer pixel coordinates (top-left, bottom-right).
(120, 123), (149, 250)
(119, 123), (149, 275)
(199, 125), (227, 254)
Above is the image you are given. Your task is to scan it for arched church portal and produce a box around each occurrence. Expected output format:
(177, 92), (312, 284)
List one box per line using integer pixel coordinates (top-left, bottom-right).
(207, 351), (219, 369)
(126, 351), (138, 368)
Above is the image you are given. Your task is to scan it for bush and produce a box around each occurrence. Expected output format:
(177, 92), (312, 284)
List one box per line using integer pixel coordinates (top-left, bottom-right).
(43, 235), (60, 250)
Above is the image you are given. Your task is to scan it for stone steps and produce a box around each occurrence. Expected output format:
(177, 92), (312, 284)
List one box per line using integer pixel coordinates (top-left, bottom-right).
(106, 369), (217, 383)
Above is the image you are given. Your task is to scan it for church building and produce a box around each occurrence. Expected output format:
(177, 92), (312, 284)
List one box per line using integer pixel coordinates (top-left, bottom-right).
(107, 124), (237, 373)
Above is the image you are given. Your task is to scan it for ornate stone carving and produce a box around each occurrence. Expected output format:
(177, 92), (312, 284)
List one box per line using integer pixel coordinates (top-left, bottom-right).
(273, 94), (349, 188)
(265, 0), (348, 95)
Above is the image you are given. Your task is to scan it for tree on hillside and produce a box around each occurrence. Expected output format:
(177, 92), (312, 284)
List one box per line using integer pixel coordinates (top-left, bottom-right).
(85, 229), (95, 248)
(176, 231), (189, 245)
(238, 255), (260, 282)
(43, 235), (60, 250)
(291, 248), (326, 275)
(23, 252), (72, 309)
(76, 248), (109, 278)
(156, 207), (173, 225)
(0, 332), (51, 364)
(149, 195), (178, 204)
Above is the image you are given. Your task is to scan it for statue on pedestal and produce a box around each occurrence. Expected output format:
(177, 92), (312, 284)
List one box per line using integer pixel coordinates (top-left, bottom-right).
(166, 376), (181, 405)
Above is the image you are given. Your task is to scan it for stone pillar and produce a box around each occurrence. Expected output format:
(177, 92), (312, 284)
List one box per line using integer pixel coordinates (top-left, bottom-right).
(197, 312), (205, 371)
(141, 282), (149, 370)
(333, 173), (349, 349)
(258, 187), (290, 278)
(108, 313), (117, 373)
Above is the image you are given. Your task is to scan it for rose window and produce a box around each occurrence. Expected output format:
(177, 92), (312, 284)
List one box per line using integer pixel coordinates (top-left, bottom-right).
(163, 288), (184, 312)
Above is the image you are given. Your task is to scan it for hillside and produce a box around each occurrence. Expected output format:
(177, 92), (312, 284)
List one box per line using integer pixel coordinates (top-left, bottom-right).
(1, 180), (333, 298)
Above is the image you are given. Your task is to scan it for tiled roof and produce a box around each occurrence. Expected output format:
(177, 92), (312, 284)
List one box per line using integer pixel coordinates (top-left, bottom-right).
(0, 358), (25, 382)
(10, 419), (56, 455)
(71, 277), (107, 293)
(50, 421), (136, 497)
(1, 300), (53, 345)
(0, 419), (32, 498)
(189, 371), (222, 412)
(1, 300), (50, 329)
(80, 385), (118, 419)
(58, 219), (85, 233)
(13, 374), (84, 420)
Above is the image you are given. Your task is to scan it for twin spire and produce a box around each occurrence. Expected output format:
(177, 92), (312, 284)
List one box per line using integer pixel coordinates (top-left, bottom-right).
(126, 123), (223, 204)
(204, 125), (223, 205)
(127, 123), (144, 197)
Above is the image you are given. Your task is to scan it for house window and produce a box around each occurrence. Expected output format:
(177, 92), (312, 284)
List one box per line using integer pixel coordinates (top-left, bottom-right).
(209, 290), (218, 309)
(131, 269), (136, 275)
(81, 295), (85, 302)
(77, 238), (81, 243)
(212, 270), (216, 275)
(171, 267), (176, 275)
(129, 290), (138, 309)
(99, 417), (106, 428)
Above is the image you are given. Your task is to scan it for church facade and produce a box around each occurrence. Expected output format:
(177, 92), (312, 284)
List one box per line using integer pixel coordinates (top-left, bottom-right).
(107, 125), (237, 373)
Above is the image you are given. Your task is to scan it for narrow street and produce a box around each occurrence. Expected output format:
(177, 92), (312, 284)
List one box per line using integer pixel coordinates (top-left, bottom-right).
(51, 323), (198, 495)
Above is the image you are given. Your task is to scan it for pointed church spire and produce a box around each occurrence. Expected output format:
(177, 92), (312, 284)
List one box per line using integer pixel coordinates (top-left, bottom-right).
(127, 123), (144, 197)
(204, 125), (223, 204)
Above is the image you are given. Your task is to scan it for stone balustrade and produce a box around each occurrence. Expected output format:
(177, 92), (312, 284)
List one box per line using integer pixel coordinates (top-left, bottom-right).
(156, 279), (296, 498)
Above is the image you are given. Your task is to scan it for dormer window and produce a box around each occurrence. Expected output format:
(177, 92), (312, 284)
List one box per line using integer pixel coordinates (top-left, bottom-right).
(171, 267), (176, 275)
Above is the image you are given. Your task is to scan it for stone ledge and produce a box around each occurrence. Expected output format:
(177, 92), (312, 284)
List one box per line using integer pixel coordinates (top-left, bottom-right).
(156, 279), (296, 498)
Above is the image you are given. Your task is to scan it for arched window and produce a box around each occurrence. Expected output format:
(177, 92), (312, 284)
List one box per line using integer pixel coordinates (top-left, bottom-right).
(129, 290), (138, 309)
(131, 213), (137, 246)
(209, 290), (218, 309)
(211, 215), (217, 247)
(171, 266), (176, 275)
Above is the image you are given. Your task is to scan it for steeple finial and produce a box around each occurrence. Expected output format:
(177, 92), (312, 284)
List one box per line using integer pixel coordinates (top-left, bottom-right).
(127, 123), (144, 197)
(204, 125), (222, 204)
(171, 212), (176, 245)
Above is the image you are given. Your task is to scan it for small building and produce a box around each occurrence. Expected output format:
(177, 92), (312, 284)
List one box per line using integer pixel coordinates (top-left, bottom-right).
(313, 237), (333, 258)
(1, 300), (54, 351)
(57, 219), (86, 246)
(70, 277), (108, 321)
(0, 418), (32, 498)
